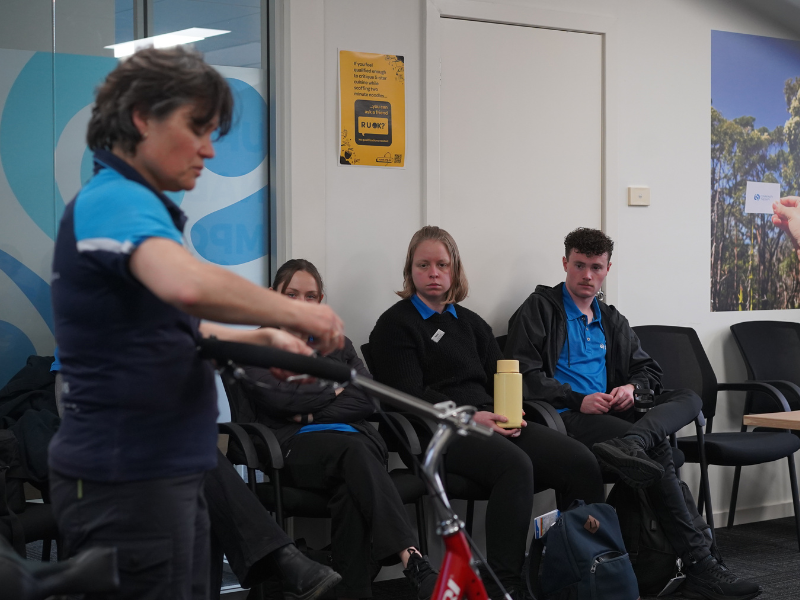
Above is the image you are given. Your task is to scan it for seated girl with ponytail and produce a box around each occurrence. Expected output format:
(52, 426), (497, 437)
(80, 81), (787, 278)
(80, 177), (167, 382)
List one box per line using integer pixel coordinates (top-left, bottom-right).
(240, 259), (437, 600)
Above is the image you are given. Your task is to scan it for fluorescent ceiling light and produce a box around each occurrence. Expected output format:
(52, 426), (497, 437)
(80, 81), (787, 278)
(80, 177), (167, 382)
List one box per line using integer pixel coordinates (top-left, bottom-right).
(105, 28), (230, 58)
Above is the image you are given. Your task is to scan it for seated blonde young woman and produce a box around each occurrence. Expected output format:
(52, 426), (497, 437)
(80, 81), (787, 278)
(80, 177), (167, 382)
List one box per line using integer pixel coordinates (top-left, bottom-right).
(369, 226), (605, 600)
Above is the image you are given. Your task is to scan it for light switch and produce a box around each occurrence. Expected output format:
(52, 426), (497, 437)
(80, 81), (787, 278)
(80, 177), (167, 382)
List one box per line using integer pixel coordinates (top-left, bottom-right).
(628, 186), (650, 206)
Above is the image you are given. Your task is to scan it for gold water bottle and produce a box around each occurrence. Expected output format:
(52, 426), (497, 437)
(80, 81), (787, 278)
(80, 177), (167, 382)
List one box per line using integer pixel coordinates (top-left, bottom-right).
(494, 360), (523, 428)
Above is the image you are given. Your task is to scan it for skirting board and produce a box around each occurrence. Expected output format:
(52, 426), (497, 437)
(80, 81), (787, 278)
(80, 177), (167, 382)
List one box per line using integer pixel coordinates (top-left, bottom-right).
(714, 499), (797, 528)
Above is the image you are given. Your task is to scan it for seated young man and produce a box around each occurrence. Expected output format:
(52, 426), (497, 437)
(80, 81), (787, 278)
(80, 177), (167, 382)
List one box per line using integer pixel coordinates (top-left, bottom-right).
(504, 227), (761, 600)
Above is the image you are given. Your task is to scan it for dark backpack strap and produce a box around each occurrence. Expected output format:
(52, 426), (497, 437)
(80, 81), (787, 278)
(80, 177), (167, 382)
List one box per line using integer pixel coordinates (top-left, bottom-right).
(609, 483), (641, 563)
(0, 468), (25, 557)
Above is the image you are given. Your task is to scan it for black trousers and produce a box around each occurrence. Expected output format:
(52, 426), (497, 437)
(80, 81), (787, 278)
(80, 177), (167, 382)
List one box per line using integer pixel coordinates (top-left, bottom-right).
(443, 421), (605, 590)
(206, 449), (292, 597)
(562, 388), (711, 565)
(280, 431), (417, 598)
(50, 470), (209, 600)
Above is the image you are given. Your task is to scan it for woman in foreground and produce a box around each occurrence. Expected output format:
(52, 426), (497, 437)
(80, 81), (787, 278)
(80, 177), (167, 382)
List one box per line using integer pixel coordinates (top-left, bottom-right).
(50, 48), (344, 600)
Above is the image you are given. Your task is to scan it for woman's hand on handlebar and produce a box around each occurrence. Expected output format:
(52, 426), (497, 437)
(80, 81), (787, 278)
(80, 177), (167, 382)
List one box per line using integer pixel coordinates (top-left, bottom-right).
(473, 411), (527, 438)
(199, 323), (316, 381)
(251, 327), (316, 381)
(286, 302), (345, 355)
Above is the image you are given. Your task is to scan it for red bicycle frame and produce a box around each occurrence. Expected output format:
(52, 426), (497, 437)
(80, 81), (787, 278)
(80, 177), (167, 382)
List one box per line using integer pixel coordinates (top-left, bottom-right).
(353, 378), (496, 600)
(432, 529), (489, 600)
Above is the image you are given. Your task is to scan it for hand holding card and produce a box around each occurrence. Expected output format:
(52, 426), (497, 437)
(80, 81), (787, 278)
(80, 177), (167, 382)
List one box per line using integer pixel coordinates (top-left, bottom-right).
(745, 181), (780, 214)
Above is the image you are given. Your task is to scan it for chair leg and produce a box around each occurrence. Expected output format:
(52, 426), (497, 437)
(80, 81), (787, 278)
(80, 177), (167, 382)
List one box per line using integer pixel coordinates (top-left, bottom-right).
(727, 466), (742, 530)
(697, 484), (704, 517)
(415, 498), (428, 556)
(272, 469), (285, 530)
(41, 538), (51, 562)
(465, 500), (475, 536)
(697, 472), (705, 517)
(700, 460), (716, 538)
(787, 456), (800, 552)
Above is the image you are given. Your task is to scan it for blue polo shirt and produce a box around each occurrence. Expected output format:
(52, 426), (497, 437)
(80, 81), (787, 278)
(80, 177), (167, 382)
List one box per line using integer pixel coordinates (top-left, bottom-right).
(411, 294), (458, 319)
(554, 283), (607, 399)
(49, 150), (218, 482)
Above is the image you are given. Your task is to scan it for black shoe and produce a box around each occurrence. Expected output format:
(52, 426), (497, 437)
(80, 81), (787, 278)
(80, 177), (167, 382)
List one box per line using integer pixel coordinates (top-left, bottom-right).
(682, 555), (762, 600)
(592, 436), (664, 488)
(403, 549), (438, 600)
(480, 565), (529, 600)
(271, 544), (342, 600)
(483, 580), (529, 600)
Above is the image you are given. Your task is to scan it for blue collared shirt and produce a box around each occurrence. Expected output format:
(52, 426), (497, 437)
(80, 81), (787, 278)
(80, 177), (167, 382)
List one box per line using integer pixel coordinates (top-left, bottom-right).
(554, 283), (607, 398)
(410, 294), (458, 319)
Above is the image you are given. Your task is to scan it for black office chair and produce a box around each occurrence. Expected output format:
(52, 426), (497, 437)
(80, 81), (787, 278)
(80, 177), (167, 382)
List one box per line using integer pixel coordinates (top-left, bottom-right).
(633, 325), (800, 548)
(730, 321), (800, 413)
(219, 367), (429, 555)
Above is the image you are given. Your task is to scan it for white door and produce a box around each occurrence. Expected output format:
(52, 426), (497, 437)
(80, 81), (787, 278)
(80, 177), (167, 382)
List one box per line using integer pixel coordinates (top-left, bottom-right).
(439, 18), (603, 334)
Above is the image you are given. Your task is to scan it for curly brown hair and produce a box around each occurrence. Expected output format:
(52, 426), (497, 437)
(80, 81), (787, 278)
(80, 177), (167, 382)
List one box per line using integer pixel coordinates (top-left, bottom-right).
(564, 228), (614, 260)
(87, 47), (233, 154)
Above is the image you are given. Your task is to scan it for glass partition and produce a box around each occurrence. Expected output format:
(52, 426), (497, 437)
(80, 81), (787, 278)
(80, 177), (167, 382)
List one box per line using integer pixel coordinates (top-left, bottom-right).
(0, 0), (271, 388)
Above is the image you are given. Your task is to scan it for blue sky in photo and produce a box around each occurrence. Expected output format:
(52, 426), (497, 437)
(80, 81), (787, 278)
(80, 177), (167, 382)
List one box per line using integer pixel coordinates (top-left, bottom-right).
(712, 30), (800, 130)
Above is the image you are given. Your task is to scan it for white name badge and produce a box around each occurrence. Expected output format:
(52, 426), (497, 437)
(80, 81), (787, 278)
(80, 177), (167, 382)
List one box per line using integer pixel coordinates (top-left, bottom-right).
(431, 329), (445, 343)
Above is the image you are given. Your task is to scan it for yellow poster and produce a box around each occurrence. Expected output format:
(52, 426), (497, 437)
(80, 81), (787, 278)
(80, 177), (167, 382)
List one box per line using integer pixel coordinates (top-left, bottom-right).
(339, 50), (405, 167)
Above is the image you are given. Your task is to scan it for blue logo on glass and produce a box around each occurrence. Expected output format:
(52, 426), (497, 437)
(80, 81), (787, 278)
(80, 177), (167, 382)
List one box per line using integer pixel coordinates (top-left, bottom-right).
(206, 78), (268, 177)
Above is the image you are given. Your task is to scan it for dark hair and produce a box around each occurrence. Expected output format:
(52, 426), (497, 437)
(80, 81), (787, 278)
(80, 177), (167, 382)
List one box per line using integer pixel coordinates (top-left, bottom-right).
(564, 228), (614, 260)
(272, 259), (325, 299)
(87, 46), (234, 154)
(397, 226), (469, 303)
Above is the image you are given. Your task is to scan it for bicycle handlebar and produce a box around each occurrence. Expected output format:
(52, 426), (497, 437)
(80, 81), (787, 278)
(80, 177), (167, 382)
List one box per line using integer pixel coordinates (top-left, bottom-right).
(198, 337), (354, 383)
(197, 337), (492, 437)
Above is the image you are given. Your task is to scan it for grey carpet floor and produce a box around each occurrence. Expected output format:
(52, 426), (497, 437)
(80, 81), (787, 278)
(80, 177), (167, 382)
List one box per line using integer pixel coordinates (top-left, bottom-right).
(25, 515), (800, 598)
(368, 516), (800, 600)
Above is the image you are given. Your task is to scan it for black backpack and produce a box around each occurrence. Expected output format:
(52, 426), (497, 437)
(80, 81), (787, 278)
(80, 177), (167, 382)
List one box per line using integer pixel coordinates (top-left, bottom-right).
(526, 501), (639, 600)
(0, 430), (26, 556)
(606, 480), (720, 595)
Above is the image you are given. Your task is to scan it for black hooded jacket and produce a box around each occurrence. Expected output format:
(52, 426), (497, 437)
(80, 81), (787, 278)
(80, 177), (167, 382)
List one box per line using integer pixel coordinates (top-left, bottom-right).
(240, 337), (386, 458)
(504, 283), (663, 411)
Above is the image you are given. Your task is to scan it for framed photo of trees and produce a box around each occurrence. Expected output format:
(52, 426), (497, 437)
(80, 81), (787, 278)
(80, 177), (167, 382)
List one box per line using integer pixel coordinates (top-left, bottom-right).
(711, 30), (800, 311)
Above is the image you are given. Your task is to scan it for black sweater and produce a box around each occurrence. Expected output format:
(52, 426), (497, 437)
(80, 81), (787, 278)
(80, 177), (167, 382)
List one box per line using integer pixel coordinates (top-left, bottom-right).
(369, 298), (502, 410)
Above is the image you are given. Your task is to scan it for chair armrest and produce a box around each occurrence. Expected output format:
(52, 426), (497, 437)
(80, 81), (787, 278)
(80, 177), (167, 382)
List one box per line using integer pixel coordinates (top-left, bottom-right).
(396, 412), (439, 435)
(218, 422), (259, 469)
(717, 382), (791, 412)
(753, 380), (800, 407)
(523, 401), (567, 436)
(375, 411), (422, 456)
(392, 411), (449, 456)
(696, 410), (706, 427)
(238, 423), (284, 469)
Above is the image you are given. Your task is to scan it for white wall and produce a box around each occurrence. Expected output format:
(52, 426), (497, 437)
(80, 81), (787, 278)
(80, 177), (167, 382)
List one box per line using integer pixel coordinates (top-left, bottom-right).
(278, 0), (800, 547)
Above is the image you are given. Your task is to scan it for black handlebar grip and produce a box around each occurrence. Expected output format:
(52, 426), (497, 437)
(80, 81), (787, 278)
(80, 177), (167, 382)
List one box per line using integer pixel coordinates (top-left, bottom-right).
(198, 338), (354, 383)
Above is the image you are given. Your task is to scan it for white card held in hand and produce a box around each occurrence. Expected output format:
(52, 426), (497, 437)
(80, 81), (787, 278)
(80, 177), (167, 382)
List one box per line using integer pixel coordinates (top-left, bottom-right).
(745, 181), (780, 214)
